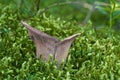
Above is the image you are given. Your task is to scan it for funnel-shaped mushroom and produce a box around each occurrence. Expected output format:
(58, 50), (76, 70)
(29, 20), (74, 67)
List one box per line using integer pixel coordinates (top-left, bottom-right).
(21, 21), (80, 64)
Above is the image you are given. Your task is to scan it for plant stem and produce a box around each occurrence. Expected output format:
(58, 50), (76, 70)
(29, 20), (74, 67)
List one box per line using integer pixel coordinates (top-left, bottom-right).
(109, 0), (115, 29)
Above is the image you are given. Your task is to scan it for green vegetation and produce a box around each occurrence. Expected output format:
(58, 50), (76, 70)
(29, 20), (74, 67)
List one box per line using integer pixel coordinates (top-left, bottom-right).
(0, 0), (120, 79)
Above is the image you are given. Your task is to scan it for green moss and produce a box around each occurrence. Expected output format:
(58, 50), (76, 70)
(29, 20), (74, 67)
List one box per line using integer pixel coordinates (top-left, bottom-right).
(0, 5), (120, 80)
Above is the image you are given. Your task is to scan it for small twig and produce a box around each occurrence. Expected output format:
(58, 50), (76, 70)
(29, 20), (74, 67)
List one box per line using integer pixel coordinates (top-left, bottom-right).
(83, 1), (110, 25)
(36, 1), (110, 26)
(83, 2), (96, 25)
(37, 1), (92, 15)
